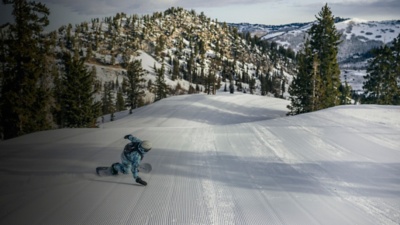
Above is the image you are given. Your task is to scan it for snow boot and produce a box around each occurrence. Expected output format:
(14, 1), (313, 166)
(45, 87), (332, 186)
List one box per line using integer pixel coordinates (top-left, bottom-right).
(110, 163), (119, 175)
(136, 177), (147, 186)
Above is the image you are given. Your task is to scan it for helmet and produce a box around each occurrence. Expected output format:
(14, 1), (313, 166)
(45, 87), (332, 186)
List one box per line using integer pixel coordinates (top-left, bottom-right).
(141, 140), (152, 152)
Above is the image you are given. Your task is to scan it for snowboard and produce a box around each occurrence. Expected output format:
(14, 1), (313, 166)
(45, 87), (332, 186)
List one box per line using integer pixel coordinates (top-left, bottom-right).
(96, 163), (152, 176)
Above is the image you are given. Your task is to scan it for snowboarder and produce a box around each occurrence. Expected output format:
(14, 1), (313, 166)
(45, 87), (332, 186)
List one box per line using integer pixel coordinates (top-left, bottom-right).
(111, 134), (152, 186)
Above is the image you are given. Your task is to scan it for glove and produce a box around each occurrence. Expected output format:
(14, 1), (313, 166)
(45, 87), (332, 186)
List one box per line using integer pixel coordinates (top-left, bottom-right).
(124, 134), (132, 140)
(136, 177), (147, 186)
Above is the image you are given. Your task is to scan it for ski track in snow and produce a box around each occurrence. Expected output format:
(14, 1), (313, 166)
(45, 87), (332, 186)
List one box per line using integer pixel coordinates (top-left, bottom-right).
(0, 93), (399, 225)
(252, 108), (400, 225)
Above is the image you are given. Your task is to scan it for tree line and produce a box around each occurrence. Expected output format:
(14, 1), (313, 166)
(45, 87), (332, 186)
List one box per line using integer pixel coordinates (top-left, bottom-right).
(0, 0), (104, 139)
(287, 4), (400, 116)
(5, 1), (396, 140)
(287, 4), (344, 115)
(362, 34), (400, 105)
(0, 0), (172, 139)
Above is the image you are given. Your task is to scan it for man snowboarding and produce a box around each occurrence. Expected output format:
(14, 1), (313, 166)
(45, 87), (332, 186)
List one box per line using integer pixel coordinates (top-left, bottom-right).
(110, 134), (152, 186)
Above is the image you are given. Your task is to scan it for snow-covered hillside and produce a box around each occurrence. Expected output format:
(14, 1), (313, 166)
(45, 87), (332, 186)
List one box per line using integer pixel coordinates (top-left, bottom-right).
(1, 93), (399, 225)
(52, 7), (297, 107)
(335, 19), (400, 64)
(90, 50), (195, 104)
(233, 18), (400, 64)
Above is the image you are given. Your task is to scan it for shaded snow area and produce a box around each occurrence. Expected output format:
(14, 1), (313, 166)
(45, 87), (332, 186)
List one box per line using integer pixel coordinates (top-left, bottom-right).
(1, 93), (400, 225)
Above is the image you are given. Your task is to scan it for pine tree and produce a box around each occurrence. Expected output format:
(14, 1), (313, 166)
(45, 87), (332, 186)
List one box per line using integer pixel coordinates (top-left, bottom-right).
(172, 57), (179, 80)
(394, 34), (400, 104)
(0, 0), (54, 139)
(155, 35), (165, 59)
(121, 77), (128, 93)
(101, 82), (115, 115)
(52, 63), (64, 127)
(115, 89), (125, 111)
(60, 52), (100, 127)
(288, 4), (341, 115)
(260, 73), (266, 96)
(187, 54), (194, 83)
(280, 79), (285, 98)
(287, 39), (314, 115)
(339, 81), (352, 105)
(86, 43), (93, 61)
(308, 4), (342, 109)
(363, 43), (399, 105)
(126, 59), (146, 114)
(249, 77), (256, 94)
(154, 64), (168, 101)
(229, 79), (235, 94)
(216, 76), (222, 91)
(205, 69), (216, 95)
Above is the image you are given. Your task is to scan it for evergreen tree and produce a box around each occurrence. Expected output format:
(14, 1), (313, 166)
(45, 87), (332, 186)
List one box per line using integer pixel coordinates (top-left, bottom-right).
(288, 4), (341, 114)
(172, 57), (179, 80)
(60, 53), (100, 128)
(249, 77), (256, 94)
(216, 76), (222, 91)
(115, 89), (125, 111)
(339, 81), (352, 105)
(308, 4), (342, 109)
(0, 0), (54, 139)
(154, 64), (168, 101)
(260, 74), (267, 96)
(280, 79), (285, 98)
(205, 69), (216, 95)
(155, 35), (165, 59)
(147, 79), (153, 90)
(121, 77), (128, 93)
(101, 82), (115, 115)
(394, 34), (400, 104)
(229, 79), (235, 94)
(363, 43), (399, 105)
(187, 54), (194, 83)
(52, 63), (64, 127)
(126, 60), (146, 114)
(287, 39), (314, 115)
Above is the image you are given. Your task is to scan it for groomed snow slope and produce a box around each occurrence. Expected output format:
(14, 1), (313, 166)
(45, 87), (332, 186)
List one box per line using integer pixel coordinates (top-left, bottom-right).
(1, 93), (399, 225)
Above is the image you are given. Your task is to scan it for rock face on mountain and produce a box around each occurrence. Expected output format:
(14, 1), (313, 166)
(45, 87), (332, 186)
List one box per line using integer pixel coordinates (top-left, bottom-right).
(57, 7), (295, 79)
(53, 7), (298, 101)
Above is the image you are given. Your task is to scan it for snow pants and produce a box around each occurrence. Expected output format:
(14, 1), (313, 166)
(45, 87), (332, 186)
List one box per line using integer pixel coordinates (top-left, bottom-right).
(113, 152), (140, 179)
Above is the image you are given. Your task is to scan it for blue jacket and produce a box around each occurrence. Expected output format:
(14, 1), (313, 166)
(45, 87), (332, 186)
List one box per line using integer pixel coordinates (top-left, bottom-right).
(120, 135), (147, 179)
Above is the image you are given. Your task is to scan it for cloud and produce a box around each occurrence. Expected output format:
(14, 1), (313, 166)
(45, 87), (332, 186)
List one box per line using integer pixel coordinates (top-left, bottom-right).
(326, 0), (399, 11)
(290, 0), (400, 21)
(330, 0), (400, 20)
(39, 0), (276, 16)
(6, 0), (396, 30)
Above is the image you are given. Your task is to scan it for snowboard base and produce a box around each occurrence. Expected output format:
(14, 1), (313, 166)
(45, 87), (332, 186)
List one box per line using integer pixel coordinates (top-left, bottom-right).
(96, 163), (152, 176)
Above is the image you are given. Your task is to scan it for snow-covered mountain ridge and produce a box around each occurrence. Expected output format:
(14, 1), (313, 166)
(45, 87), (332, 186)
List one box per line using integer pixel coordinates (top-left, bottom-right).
(52, 7), (296, 107)
(230, 18), (400, 67)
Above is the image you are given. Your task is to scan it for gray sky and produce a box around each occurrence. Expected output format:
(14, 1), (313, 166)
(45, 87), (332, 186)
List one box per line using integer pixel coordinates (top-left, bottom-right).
(1, 0), (399, 31)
